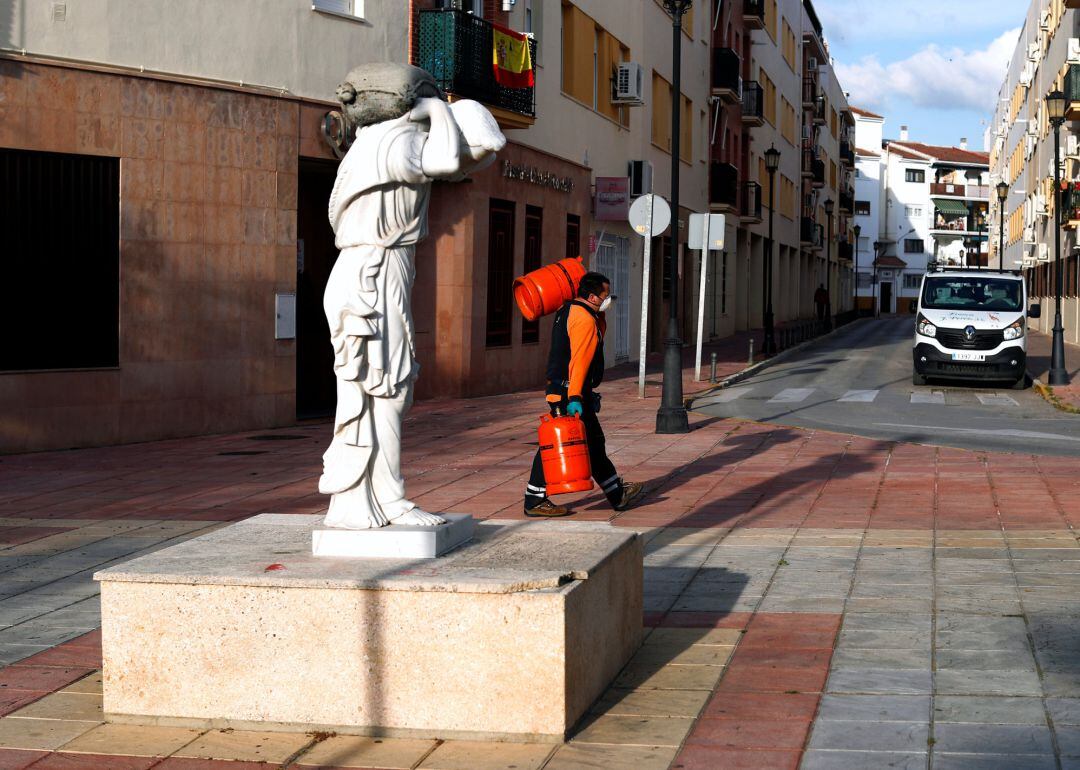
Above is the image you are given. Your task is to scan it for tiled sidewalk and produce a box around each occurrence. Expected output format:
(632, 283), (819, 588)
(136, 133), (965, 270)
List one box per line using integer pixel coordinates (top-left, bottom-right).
(2, 348), (1080, 767)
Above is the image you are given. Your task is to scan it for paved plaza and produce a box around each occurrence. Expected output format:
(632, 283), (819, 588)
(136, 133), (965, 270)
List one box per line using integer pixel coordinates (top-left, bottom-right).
(1, 333), (1080, 768)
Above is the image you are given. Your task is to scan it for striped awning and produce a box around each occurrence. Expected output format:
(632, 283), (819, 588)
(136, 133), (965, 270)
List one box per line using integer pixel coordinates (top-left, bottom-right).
(933, 198), (970, 215)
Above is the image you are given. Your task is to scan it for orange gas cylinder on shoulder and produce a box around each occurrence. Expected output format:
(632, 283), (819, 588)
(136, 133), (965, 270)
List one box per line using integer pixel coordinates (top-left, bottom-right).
(513, 256), (587, 321)
(537, 413), (593, 495)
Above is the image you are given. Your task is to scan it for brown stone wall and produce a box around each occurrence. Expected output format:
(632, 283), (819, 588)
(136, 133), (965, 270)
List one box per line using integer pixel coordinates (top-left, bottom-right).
(0, 59), (302, 453)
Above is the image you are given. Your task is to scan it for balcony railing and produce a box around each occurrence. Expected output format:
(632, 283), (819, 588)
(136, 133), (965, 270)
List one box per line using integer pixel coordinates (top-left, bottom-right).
(418, 9), (536, 123)
(743, 0), (765, 28)
(932, 212), (976, 232)
(712, 48), (742, 102)
(1063, 183), (1080, 226)
(802, 76), (818, 107)
(801, 216), (815, 244)
(801, 147), (815, 178)
(741, 180), (762, 222)
(840, 141), (855, 166)
(839, 188), (854, 213)
(839, 240), (853, 262)
(710, 162), (739, 209)
(930, 182), (988, 198)
(1066, 64), (1080, 120)
(812, 158), (825, 187)
(741, 81), (764, 125)
(813, 98), (826, 125)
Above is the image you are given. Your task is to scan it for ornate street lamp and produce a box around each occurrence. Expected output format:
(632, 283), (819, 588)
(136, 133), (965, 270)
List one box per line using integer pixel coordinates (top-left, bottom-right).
(1046, 89), (1070, 386)
(853, 223), (861, 316)
(763, 144), (781, 355)
(823, 197), (834, 330)
(996, 181), (1009, 271)
(656, 0), (694, 434)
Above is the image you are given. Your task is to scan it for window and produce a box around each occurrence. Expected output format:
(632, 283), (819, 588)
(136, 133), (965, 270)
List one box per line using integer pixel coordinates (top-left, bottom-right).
(485, 199), (516, 347)
(903, 273), (922, 290)
(651, 71), (672, 150)
(313, 0), (364, 17)
(905, 169), (925, 183)
(905, 205), (923, 218)
(522, 206), (542, 344)
(2, 149), (119, 371)
(855, 200), (871, 215)
(561, 3), (629, 125)
(780, 97), (796, 145)
(566, 213), (581, 259)
(681, 95), (692, 163)
(857, 272), (873, 288)
(904, 238), (925, 253)
(855, 168), (861, 178)
(759, 70), (777, 126)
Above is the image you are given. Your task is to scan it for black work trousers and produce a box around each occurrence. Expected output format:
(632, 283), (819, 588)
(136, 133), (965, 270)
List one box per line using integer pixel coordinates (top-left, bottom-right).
(524, 397), (621, 510)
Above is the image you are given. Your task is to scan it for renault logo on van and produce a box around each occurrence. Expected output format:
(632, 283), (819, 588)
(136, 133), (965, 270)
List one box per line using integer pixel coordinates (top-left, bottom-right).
(964, 326), (977, 341)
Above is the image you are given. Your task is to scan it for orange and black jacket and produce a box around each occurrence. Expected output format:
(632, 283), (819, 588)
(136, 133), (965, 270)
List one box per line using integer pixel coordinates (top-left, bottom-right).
(545, 300), (606, 407)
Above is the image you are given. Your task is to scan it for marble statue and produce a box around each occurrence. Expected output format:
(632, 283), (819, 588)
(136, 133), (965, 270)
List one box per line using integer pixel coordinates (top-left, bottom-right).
(318, 64), (506, 530)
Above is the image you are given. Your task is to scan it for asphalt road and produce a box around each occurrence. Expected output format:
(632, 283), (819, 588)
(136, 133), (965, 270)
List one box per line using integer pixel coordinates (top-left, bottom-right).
(694, 316), (1080, 457)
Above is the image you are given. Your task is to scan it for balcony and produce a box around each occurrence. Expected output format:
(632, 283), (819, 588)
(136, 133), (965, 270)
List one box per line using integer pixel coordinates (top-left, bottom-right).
(802, 76), (818, 107)
(710, 162), (739, 212)
(741, 81), (764, 126)
(839, 188), (854, 214)
(743, 0), (766, 29)
(840, 141), (855, 166)
(1063, 183), (1080, 228)
(839, 240), (853, 263)
(813, 98), (826, 125)
(741, 181), (762, 223)
(800, 216), (815, 245)
(801, 147), (815, 178)
(712, 48), (742, 103)
(418, 9), (536, 130)
(812, 158), (825, 188)
(1069, 64), (1080, 120)
(930, 182), (989, 199)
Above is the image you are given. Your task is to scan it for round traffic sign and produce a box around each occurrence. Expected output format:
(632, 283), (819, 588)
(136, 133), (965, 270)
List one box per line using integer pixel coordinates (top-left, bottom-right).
(628, 194), (671, 238)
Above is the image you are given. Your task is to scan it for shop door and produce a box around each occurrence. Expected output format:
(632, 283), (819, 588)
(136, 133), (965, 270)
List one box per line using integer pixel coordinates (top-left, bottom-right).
(593, 235), (631, 361)
(296, 159), (339, 419)
(880, 281), (893, 314)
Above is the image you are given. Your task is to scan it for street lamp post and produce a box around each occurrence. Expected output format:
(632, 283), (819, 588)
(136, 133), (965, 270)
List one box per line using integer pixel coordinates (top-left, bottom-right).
(1047, 90), (1070, 386)
(996, 181), (1008, 272)
(853, 223), (861, 316)
(823, 197), (834, 330)
(763, 145), (781, 356)
(656, 0), (693, 434)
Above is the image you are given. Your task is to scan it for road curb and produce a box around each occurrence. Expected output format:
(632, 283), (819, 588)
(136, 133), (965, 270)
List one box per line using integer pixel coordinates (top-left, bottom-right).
(1029, 373), (1080, 414)
(687, 317), (873, 408)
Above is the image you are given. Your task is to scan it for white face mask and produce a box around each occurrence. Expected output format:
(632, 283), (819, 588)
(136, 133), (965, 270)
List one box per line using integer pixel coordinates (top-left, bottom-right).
(598, 295), (614, 313)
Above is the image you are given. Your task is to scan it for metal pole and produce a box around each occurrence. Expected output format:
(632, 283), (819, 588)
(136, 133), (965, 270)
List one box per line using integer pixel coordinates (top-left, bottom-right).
(694, 215), (710, 381)
(999, 195), (1005, 271)
(853, 238), (858, 316)
(657, 2), (690, 433)
(826, 213), (833, 330)
(1050, 120), (1070, 385)
(763, 169), (776, 355)
(637, 197), (655, 398)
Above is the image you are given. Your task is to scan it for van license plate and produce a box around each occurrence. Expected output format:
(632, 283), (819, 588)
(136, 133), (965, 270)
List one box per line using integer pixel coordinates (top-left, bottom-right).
(951, 352), (986, 362)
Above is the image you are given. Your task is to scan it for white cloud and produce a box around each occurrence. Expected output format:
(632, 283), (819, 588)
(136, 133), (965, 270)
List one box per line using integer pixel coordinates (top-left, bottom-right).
(817, 1), (1022, 48)
(834, 27), (1020, 115)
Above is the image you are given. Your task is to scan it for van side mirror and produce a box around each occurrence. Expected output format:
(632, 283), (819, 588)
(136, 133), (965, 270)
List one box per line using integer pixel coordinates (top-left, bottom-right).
(1029, 303), (1041, 319)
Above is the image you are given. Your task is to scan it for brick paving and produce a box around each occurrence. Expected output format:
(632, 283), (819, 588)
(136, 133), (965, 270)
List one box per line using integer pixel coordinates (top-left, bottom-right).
(2, 347), (1080, 767)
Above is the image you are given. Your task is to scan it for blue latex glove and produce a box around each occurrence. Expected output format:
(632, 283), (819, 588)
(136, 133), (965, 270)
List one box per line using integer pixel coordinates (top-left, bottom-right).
(567, 400), (583, 417)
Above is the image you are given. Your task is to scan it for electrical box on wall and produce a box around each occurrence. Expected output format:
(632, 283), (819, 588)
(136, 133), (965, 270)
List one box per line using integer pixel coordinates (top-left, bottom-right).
(275, 293), (296, 340)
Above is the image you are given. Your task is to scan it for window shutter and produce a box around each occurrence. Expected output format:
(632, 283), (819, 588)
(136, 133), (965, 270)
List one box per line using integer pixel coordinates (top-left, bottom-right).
(314, 0), (352, 14)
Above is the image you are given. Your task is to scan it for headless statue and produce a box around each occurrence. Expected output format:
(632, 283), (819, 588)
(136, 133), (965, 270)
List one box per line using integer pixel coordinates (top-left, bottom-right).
(318, 64), (505, 529)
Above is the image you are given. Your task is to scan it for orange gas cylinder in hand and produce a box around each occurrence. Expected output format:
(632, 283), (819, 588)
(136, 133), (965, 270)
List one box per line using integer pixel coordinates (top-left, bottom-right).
(513, 256), (587, 321)
(537, 414), (593, 495)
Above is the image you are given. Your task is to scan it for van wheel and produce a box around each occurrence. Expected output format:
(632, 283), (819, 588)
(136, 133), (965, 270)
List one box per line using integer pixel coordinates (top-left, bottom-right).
(1011, 375), (1027, 391)
(913, 371), (927, 386)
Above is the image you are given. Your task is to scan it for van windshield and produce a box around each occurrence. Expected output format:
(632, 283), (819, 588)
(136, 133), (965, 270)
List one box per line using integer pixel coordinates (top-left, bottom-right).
(921, 276), (1023, 312)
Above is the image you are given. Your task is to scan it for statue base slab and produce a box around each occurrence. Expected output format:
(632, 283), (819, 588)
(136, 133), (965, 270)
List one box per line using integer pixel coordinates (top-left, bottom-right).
(312, 513), (474, 558)
(93, 514), (642, 741)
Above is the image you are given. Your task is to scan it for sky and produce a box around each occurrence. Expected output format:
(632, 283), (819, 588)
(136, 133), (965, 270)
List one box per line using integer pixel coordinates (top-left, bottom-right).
(816, 0), (1023, 151)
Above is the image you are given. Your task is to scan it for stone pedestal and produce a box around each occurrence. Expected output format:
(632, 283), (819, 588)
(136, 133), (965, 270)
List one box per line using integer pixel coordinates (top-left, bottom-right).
(94, 514), (642, 741)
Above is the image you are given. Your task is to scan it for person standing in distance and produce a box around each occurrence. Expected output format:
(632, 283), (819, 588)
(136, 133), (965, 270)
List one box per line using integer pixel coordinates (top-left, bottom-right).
(524, 272), (644, 517)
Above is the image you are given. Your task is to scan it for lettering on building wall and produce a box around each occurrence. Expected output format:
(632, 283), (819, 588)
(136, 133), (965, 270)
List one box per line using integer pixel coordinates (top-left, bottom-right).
(502, 160), (575, 193)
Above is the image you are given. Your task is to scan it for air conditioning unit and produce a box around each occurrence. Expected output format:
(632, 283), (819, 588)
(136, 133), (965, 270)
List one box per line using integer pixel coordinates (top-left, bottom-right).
(613, 62), (644, 104)
(1019, 63), (1034, 87)
(1035, 194), (1048, 217)
(1070, 38), (1080, 64)
(628, 160), (653, 197)
(1028, 43), (1041, 63)
(1024, 224), (1036, 245)
(1068, 135), (1080, 157)
(807, 57), (818, 72)
(1041, 9), (1052, 31)
(1038, 242), (1050, 261)
(1025, 135), (1035, 159)
(802, 125), (812, 140)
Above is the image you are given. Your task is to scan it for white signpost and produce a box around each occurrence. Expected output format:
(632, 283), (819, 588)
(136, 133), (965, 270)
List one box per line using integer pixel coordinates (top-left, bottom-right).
(688, 213), (726, 381)
(628, 194), (671, 398)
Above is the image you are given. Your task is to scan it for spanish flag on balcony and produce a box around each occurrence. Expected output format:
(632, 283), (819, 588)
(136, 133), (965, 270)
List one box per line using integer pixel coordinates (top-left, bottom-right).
(492, 23), (534, 89)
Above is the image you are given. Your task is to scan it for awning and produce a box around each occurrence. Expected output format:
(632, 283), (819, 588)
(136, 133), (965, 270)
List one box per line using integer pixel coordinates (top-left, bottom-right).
(933, 198), (969, 215)
(874, 255), (908, 268)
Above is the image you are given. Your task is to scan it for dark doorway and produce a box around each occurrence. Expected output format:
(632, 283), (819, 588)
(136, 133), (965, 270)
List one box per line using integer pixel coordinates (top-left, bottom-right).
(880, 281), (892, 314)
(521, 206), (542, 344)
(296, 158), (339, 419)
(485, 199), (516, 348)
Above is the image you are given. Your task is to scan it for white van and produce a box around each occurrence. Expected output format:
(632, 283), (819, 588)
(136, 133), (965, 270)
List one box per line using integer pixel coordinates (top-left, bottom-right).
(912, 267), (1040, 389)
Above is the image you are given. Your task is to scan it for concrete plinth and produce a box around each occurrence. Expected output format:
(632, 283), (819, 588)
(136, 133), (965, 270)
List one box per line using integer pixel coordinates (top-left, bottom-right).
(94, 514), (642, 741)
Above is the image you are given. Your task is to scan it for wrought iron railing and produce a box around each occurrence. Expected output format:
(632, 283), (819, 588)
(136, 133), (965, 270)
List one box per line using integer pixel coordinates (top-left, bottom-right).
(712, 48), (741, 96)
(741, 181), (762, 220)
(743, 0), (765, 22)
(741, 81), (763, 121)
(418, 9), (536, 118)
(710, 162), (739, 207)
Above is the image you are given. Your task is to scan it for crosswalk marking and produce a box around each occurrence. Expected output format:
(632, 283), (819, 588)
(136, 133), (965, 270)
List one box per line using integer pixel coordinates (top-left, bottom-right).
(976, 393), (1019, 407)
(911, 391), (945, 405)
(696, 387), (752, 406)
(839, 389), (879, 403)
(768, 388), (815, 404)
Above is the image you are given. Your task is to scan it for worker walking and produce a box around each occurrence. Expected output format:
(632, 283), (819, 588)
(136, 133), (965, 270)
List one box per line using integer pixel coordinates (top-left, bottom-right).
(524, 272), (644, 517)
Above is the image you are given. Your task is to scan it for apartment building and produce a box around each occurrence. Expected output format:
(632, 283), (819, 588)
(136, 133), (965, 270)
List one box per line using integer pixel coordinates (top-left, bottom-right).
(852, 107), (884, 312)
(989, 0), (1080, 343)
(716, 0), (855, 337)
(879, 134), (990, 314)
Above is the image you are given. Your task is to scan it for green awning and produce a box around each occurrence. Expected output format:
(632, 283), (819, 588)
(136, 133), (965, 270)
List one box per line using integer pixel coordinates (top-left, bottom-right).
(933, 198), (970, 215)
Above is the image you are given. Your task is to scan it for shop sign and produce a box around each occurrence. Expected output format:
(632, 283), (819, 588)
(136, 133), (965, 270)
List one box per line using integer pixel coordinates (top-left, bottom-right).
(594, 177), (630, 221)
(502, 160), (575, 192)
